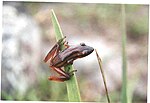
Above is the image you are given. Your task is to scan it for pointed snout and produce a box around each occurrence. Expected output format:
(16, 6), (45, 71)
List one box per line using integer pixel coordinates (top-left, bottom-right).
(86, 46), (94, 54)
(81, 46), (94, 57)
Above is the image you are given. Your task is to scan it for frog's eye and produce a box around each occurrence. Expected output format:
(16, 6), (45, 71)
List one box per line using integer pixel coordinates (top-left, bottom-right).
(80, 43), (86, 46)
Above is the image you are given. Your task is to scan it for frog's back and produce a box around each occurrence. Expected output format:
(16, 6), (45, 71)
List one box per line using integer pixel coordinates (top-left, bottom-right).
(51, 54), (67, 68)
(51, 46), (76, 68)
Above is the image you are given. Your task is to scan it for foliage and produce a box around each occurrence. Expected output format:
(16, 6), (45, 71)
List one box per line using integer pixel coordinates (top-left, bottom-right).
(51, 9), (81, 102)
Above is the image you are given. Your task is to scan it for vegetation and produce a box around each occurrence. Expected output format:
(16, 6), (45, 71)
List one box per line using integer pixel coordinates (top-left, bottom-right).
(51, 9), (81, 102)
(2, 2), (148, 103)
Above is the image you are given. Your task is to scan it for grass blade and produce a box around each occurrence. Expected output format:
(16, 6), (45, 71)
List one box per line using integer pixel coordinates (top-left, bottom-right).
(121, 4), (128, 103)
(51, 9), (81, 102)
(95, 49), (110, 103)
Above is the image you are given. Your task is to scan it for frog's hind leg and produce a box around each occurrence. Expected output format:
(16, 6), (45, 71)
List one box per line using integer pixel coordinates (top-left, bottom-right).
(50, 66), (70, 79)
(44, 43), (60, 63)
(48, 76), (70, 82)
(49, 66), (71, 82)
(44, 36), (67, 62)
(49, 67), (77, 82)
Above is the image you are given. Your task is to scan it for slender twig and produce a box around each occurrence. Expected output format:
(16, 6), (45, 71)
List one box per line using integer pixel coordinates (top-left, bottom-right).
(95, 49), (110, 103)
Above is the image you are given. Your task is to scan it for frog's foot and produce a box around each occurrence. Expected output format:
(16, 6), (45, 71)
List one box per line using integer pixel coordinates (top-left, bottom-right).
(58, 36), (67, 45)
(69, 70), (77, 76)
(62, 39), (70, 48)
(64, 41), (69, 48)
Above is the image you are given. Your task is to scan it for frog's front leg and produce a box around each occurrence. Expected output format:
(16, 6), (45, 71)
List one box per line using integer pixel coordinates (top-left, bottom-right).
(64, 41), (70, 48)
(44, 43), (60, 63)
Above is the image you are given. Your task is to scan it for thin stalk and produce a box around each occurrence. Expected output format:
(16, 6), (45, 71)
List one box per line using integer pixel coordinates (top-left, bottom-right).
(121, 4), (128, 103)
(95, 49), (110, 103)
(51, 9), (81, 102)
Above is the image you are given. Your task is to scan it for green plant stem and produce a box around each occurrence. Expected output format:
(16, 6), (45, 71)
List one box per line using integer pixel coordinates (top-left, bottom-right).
(51, 9), (81, 102)
(121, 4), (128, 103)
(95, 49), (110, 103)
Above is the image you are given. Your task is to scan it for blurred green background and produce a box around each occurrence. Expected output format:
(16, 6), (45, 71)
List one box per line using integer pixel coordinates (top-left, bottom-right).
(2, 2), (148, 103)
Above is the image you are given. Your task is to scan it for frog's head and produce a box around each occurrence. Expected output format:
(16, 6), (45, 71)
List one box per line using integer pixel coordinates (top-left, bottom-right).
(79, 43), (94, 57)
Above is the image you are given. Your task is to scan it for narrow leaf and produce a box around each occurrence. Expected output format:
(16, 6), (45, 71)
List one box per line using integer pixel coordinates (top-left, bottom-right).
(121, 4), (128, 103)
(51, 9), (81, 102)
